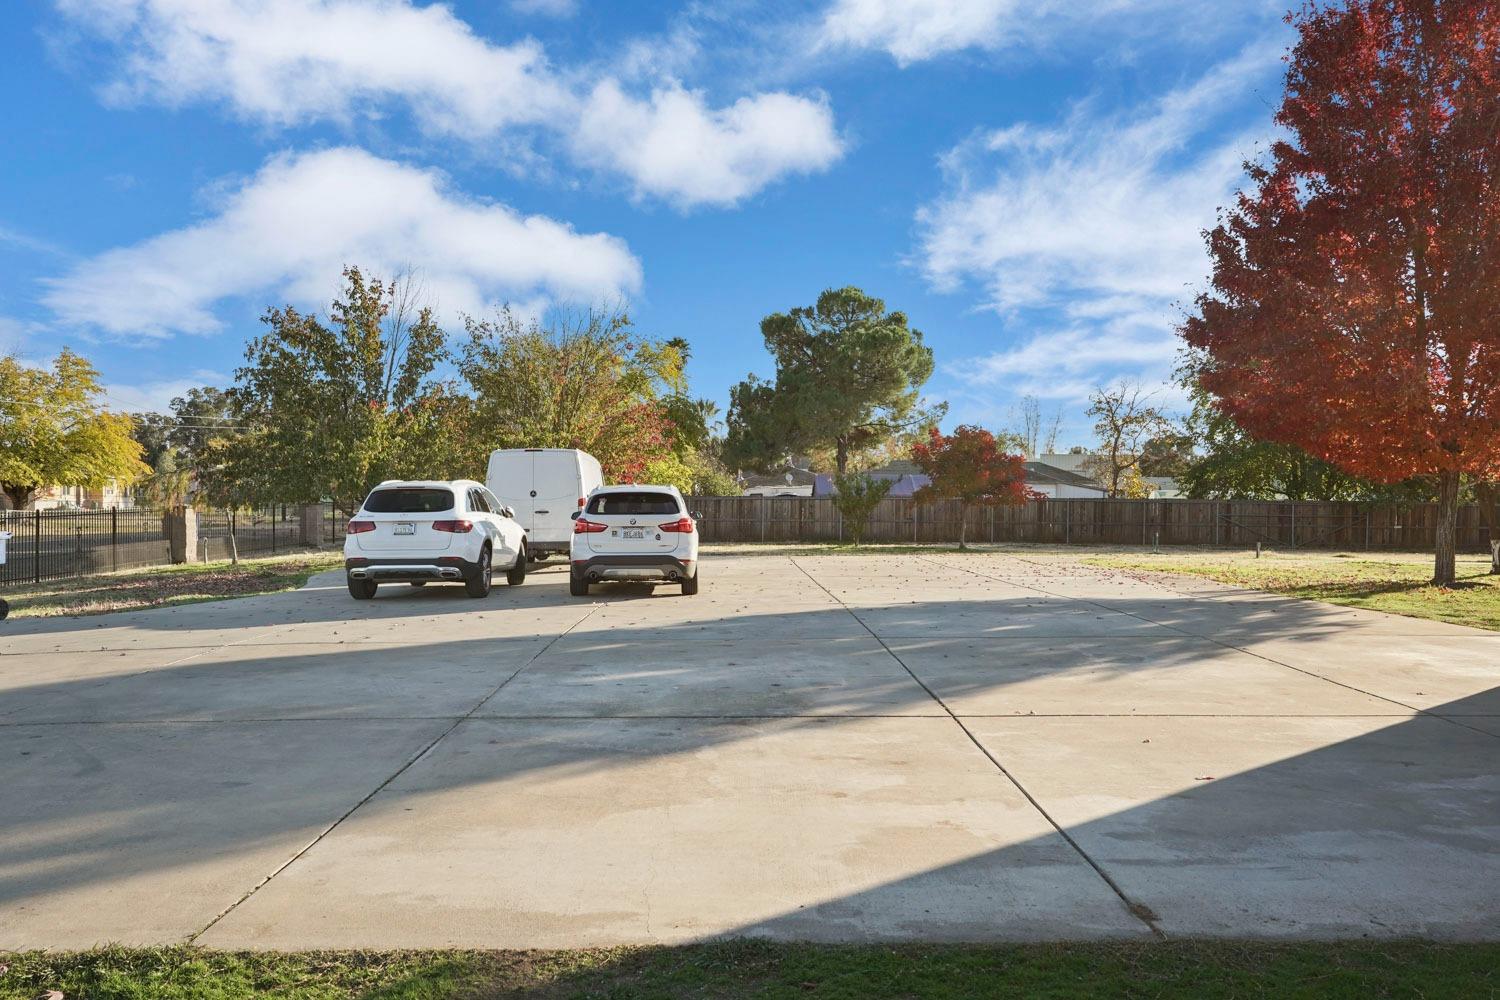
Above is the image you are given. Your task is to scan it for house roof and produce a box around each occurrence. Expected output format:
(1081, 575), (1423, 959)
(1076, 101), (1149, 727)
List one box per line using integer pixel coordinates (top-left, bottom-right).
(1022, 462), (1102, 488)
(737, 467), (818, 489)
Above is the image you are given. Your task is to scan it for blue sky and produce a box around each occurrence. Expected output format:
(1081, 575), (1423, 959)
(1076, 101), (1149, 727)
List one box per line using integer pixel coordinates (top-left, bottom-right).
(2, 0), (1292, 448)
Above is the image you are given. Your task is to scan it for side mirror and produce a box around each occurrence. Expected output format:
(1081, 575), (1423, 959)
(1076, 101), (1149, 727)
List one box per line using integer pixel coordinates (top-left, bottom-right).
(691, 511), (703, 521)
(570, 510), (581, 520)
(501, 506), (516, 519)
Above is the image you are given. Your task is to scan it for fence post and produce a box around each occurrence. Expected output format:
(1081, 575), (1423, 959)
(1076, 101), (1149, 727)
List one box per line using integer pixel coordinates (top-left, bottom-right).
(1290, 504), (1297, 549)
(759, 497), (767, 543)
(166, 506), (198, 564)
(989, 505), (995, 544)
(34, 509), (41, 584)
(1063, 502), (1071, 545)
(111, 507), (118, 573)
(297, 504), (324, 548)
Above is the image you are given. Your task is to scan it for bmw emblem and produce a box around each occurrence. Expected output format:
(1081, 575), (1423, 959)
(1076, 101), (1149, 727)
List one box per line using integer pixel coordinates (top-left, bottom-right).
(629, 518), (637, 525)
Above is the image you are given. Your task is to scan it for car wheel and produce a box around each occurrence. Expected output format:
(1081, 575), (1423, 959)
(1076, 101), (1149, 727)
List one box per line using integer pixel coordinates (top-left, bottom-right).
(506, 543), (528, 586)
(347, 575), (378, 600)
(466, 546), (493, 598)
(569, 572), (590, 597)
(0, 597), (9, 620)
(681, 570), (699, 596)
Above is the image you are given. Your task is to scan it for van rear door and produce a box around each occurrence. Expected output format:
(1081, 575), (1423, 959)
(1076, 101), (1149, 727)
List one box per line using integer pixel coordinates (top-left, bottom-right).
(486, 449), (535, 534)
(530, 450), (583, 547)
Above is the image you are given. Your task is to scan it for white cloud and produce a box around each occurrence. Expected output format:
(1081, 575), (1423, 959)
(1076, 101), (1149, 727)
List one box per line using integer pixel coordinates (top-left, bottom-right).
(919, 44), (1283, 403)
(54, 0), (843, 207)
(510, 0), (577, 16)
(816, 0), (1280, 65)
(818, 0), (1017, 64)
(40, 147), (643, 340)
(573, 82), (844, 208)
(101, 371), (229, 413)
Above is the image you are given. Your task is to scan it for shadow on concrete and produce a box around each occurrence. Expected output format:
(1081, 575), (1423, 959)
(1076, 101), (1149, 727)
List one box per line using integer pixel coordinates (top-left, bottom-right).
(1, 562), (1498, 944)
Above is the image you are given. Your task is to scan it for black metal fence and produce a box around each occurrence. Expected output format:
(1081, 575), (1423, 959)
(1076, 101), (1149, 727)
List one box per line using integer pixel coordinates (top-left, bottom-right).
(0, 508), (172, 586)
(0, 505), (325, 588)
(196, 506), (304, 562)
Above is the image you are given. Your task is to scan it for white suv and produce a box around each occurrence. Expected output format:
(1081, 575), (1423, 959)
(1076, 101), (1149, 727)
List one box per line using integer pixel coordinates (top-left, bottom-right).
(569, 485), (700, 596)
(343, 480), (529, 600)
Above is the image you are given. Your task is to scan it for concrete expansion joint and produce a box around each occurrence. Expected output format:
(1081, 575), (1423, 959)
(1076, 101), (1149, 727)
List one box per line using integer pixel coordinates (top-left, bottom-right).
(184, 601), (606, 944)
(914, 555), (1500, 744)
(786, 556), (1168, 940)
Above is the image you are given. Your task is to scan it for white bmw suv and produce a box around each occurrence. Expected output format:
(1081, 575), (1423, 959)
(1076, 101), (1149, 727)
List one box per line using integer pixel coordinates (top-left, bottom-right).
(569, 485), (700, 596)
(343, 480), (529, 599)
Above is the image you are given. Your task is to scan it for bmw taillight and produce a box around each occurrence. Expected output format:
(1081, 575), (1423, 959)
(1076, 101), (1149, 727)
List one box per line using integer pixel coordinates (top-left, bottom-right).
(573, 517), (608, 534)
(347, 520), (376, 534)
(659, 517), (695, 533)
(432, 519), (474, 533)
(577, 497), (587, 507)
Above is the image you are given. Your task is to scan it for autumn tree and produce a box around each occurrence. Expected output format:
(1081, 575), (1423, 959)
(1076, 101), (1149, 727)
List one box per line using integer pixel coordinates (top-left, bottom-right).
(1182, 0), (1500, 585)
(0, 349), (146, 509)
(911, 425), (1035, 549)
(460, 307), (679, 483)
(220, 266), (459, 515)
(1084, 380), (1169, 497)
(725, 287), (944, 475)
(1175, 378), (1429, 502)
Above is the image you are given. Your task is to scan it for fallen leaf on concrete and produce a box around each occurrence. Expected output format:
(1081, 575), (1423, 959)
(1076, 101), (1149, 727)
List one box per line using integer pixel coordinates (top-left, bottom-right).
(1195, 776), (1215, 781)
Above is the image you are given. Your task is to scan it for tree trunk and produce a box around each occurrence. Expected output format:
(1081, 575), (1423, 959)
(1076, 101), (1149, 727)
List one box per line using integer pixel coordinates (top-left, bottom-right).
(835, 438), (849, 475)
(1433, 469), (1461, 587)
(1, 483), (34, 510)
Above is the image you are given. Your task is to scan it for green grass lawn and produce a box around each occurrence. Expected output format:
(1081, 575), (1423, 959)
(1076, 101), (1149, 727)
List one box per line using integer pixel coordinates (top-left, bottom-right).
(2, 942), (1497, 999)
(1084, 549), (1500, 630)
(0, 552), (342, 619)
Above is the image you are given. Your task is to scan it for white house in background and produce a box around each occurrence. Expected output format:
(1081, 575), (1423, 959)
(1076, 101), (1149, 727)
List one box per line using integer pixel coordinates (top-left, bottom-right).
(811, 460), (1108, 499)
(738, 465), (817, 497)
(1038, 452), (1184, 499)
(1021, 462), (1109, 498)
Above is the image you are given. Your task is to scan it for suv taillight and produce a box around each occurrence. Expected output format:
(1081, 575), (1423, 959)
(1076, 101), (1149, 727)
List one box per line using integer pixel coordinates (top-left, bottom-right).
(573, 517), (608, 534)
(432, 520), (474, 533)
(659, 517), (695, 533)
(578, 497), (587, 507)
(347, 520), (375, 534)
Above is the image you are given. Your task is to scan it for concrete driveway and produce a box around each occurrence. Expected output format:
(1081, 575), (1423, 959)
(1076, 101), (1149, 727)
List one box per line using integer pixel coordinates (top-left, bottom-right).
(2, 549), (1497, 949)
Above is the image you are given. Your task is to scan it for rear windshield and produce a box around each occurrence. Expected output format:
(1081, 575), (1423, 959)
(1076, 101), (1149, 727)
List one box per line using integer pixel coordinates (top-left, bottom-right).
(364, 488), (455, 514)
(587, 491), (680, 516)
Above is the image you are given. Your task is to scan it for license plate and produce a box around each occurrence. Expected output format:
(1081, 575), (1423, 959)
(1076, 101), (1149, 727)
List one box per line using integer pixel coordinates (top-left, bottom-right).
(394, 522), (416, 535)
(622, 528), (646, 540)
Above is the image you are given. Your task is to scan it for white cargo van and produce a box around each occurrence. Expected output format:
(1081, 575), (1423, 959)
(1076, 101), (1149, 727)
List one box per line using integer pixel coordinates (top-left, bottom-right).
(486, 448), (603, 560)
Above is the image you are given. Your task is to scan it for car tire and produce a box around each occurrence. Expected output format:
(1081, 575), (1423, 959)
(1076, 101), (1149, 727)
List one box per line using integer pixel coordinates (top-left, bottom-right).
(506, 543), (528, 586)
(681, 570), (699, 596)
(347, 575), (377, 600)
(569, 572), (590, 597)
(465, 546), (493, 599)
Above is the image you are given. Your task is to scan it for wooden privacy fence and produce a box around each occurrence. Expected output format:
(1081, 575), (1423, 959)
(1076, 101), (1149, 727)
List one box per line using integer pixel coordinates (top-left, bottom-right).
(685, 496), (1497, 552)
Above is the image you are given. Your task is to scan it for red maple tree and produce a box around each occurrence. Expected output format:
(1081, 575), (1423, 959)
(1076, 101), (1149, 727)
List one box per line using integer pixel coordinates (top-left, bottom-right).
(911, 425), (1037, 549)
(1182, 0), (1500, 585)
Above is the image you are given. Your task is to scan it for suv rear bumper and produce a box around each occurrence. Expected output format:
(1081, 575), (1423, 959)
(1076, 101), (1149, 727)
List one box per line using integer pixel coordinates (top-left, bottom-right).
(571, 554), (695, 582)
(346, 556), (479, 583)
